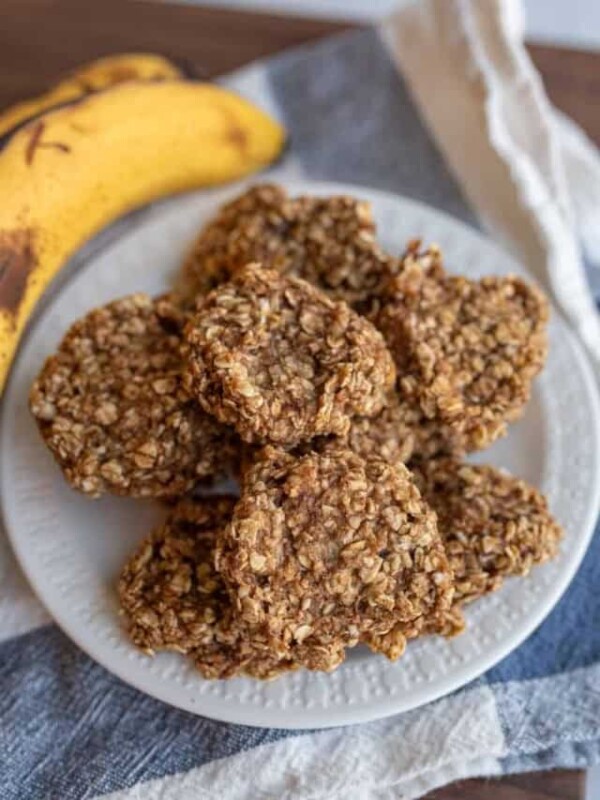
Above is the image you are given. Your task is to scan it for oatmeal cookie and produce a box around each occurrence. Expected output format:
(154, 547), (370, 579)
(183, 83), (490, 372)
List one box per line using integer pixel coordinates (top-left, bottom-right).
(119, 496), (295, 679)
(30, 294), (236, 498)
(183, 265), (396, 446)
(375, 250), (549, 451)
(344, 391), (467, 467)
(344, 394), (417, 466)
(179, 183), (399, 308)
(216, 444), (454, 670)
(412, 458), (563, 605)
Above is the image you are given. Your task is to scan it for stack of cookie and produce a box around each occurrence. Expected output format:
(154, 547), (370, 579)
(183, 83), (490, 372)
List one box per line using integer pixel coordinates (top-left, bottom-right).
(30, 184), (563, 680)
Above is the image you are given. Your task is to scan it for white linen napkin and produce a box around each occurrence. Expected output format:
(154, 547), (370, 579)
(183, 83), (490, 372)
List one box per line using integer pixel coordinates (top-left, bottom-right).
(383, 0), (600, 365)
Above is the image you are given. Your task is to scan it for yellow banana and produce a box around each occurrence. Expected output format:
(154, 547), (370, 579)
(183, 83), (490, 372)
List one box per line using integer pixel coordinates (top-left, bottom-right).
(0, 53), (183, 137)
(0, 80), (286, 392)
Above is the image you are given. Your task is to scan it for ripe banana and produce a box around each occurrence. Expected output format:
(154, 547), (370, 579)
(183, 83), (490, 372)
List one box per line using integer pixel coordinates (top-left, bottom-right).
(0, 80), (286, 392)
(0, 53), (183, 137)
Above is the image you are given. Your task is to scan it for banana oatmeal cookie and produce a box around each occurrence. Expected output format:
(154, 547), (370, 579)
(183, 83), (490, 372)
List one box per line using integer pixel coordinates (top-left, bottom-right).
(344, 391), (468, 467)
(30, 294), (236, 498)
(375, 250), (549, 452)
(412, 458), (563, 606)
(179, 183), (399, 308)
(183, 265), (396, 446)
(215, 444), (454, 670)
(119, 496), (296, 679)
(344, 396), (418, 466)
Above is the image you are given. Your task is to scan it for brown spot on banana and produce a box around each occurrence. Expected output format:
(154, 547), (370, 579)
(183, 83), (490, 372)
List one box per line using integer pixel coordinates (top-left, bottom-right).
(24, 121), (44, 164)
(214, 101), (249, 155)
(25, 120), (71, 166)
(75, 80), (96, 94)
(76, 65), (140, 91)
(226, 125), (249, 152)
(0, 229), (36, 320)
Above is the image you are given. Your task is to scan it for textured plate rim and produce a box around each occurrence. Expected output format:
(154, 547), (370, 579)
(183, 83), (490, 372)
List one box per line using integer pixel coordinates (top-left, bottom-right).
(2, 179), (600, 729)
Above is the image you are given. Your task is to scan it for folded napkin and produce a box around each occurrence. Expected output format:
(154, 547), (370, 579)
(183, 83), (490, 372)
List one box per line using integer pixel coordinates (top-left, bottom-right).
(2, 1), (600, 798)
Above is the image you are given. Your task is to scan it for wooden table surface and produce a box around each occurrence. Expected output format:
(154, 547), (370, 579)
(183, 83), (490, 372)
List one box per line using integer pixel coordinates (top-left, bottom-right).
(0, 2), (597, 798)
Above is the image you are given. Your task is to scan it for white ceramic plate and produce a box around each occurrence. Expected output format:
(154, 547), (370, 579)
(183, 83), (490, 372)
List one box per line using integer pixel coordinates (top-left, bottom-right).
(2, 180), (600, 730)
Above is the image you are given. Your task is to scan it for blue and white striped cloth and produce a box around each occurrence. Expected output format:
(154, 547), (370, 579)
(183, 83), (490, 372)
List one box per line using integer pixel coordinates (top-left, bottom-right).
(2, 1), (600, 797)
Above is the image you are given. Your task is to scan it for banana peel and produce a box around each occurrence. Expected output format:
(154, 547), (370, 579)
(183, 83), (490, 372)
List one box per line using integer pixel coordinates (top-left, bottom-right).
(0, 53), (183, 137)
(0, 80), (286, 392)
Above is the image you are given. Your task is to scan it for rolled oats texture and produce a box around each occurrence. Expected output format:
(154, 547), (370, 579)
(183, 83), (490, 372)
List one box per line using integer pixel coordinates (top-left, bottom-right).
(412, 457), (563, 605)
(343, 394), (418, 466)
(179, 183), (399, 309)
(119, 496), (296, 680)
(216, 444), (454, 671)
(344, 391), (466, 467)
(376, 244), (549, 452)
(183, 265), (396, 446)
(29, 294), (236, 498)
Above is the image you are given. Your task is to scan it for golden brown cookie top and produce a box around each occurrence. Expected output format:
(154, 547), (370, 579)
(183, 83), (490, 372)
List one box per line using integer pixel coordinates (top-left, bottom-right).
(343, 390), (467, 467)
(183, 265), (396, 446)
(376, 252), (549, 452)
(343, 394), (418, 466)
(29, 293), (236, 498)
(216, 444), (454, 670)
(411, 458), (563, 605)
(119, 496), (296, 680)
(180, 183), (399, 308)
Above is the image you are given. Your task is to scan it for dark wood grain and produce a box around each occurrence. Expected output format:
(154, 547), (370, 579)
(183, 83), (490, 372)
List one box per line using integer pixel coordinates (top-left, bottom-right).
(0, 0), (347, 108)
(529, 43), (600, 145)
(428, 770), (584, 800)
(0, 0), (597, 148)
(0, 2), (595, 798)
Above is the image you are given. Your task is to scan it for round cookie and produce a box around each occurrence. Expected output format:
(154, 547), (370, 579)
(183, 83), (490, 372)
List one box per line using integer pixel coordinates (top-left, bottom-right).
(375, 247), (549, 452)
(343, 379), (477, 472)
(411, 458), (563, 605)
(344, 392), (466, 467)
(216, 444), (454, 670)
(344, 394), (418, 466)
(183, 265), (396, 446)
(179, 183), (399, 308)
(30, 293), (236, 498)
(119, 496), (296, 680)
